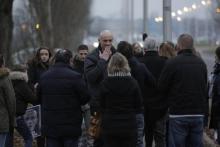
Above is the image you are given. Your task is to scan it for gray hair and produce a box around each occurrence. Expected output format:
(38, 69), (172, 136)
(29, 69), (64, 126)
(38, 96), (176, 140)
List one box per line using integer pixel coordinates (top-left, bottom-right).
(143, 38), (158, 51)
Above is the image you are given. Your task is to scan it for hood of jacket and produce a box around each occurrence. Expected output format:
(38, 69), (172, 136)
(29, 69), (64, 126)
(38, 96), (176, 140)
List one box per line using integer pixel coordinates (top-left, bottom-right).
(0, 68), (10, 79)
(9, 71), (28, 82)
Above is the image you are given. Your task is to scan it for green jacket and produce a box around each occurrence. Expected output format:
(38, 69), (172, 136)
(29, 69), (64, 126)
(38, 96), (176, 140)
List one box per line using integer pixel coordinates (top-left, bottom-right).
(0, 68), (16, 133)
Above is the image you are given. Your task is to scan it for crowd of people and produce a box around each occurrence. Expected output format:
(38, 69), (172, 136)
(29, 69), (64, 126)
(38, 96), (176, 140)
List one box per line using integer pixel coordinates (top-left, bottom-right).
(0, 29), (219, 147)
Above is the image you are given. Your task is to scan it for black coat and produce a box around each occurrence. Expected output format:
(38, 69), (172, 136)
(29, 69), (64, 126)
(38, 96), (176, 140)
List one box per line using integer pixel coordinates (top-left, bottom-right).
(139, 51), (168, 120)
(139, 51), (167, 81)
(38, 62), (90, 137)
(27, 61), (49, 85)
(158, 49), (208, 115)
(128, 57), (156, 113)
(210, 63), (220, 129)
(100, 75), (142, 135)
(72, 59), (84, 75)
(84, 46), (116, 113)
(9, 71), (36, 116)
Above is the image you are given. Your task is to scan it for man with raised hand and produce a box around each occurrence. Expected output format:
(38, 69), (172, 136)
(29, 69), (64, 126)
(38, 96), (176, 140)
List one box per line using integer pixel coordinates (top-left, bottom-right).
(84, 30), (116, 147)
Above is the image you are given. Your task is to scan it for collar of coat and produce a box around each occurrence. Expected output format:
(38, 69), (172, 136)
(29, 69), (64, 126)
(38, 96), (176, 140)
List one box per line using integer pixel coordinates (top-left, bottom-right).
(108, 72), (131, 77)
(9, 71), (28, 82)
(177, 49), (194, 55)
(0, 68), (10, 79)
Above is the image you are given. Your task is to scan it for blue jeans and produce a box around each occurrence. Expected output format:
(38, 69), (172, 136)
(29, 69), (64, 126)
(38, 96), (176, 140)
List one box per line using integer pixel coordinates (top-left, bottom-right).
(46, 136), (79, 147)
(0, 133), (7, 147)
(169, 116), (204, 147)
(136, 113), (144, 147)
(6, 116), (33, 147)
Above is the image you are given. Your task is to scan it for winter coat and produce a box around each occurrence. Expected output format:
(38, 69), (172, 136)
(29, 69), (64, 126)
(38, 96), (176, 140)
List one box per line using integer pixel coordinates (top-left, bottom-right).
(84, 46), (116, 113)
(139, 51), (167, 81)
(27, 61), (49, 85)
(9, 71), (37, 116)
(27, 61), (49, 105)
(72, 58), (84, 75)
(0, 68), (16, 133)
(158, 49), (208, 115)
(38, 62), (90, 137)
(210, 63), (220, 129)
(139, 51), (168, 120)
(100, 74), (142, 135)
(128, 57), (156, 113)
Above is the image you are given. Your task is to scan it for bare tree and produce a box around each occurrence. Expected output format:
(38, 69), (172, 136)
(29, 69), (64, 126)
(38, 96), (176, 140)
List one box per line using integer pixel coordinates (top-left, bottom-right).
(0, 0), (13, 65)
(29, 0), (91, 51)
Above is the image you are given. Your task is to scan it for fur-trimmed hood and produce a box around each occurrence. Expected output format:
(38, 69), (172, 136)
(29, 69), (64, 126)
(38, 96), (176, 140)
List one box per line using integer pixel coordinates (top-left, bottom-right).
(9, 71), (28, 82)
(0, 68), (10, 79)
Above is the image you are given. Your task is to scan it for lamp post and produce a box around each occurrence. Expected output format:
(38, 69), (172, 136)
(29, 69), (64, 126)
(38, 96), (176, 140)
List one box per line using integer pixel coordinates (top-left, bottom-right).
(163, 0), (172, 41)
(143, 0), (148, 33)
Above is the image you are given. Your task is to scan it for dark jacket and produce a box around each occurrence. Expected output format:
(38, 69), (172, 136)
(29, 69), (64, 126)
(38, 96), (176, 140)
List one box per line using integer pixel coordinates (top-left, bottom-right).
(38, 62), (90, 137)
(128, 57), (156, 113)
(100, 75), (142, 135)
(139, 51), (168, 119)
(0, 68), (16, 132)
(158, 49), (208, 115)
(210, 63), (220, 129)
(84, 46), (116, 113)
(72, 58), (84, 75)
(9, 71), (36, 116)
(139, 51), (167, 81)
(27, 61), (49, 85)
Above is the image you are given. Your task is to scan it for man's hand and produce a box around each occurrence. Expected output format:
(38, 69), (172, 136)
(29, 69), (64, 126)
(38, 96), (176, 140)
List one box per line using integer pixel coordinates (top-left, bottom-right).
(99, 46), (112, 61)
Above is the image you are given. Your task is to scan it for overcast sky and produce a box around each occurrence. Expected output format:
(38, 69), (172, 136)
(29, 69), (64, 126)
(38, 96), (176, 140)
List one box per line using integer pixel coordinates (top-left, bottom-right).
(91, 0), (210, 19)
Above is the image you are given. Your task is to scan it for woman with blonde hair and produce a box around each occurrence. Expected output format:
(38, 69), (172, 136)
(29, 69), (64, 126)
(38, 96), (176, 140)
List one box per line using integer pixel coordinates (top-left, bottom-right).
(100, 52), (142, 147)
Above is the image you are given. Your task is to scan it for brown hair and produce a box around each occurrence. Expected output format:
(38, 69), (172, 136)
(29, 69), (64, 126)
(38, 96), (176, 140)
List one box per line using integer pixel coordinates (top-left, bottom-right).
(159, 42), (176, 58)
(28, 47), (52, 65)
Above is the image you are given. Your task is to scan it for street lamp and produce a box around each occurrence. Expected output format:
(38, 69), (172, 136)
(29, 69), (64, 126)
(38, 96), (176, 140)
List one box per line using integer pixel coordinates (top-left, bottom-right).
(35, 24), (40, 30)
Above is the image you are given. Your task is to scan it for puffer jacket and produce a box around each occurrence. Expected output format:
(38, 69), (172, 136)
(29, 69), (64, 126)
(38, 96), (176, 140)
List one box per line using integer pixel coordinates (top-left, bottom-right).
(0, 68), (16, 132)
(9, 71), (37, 116)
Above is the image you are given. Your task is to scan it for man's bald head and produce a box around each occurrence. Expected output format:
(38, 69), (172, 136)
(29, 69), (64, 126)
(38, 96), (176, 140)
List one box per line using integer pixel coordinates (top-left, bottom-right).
(99, 30), (113, 39)
(177, 34), (194, 50)
(98, 30), (113, 51)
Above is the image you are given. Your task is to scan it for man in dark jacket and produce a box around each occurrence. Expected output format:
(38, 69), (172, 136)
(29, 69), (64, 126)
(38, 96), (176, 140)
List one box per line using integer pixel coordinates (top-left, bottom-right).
(139, 38), (167, 147)
(38, 49), (90, 147)
(158, 34), (207, 147)
(72, 44), (91, 147)
(84, 30), (116, 147)
(73, 44), (89, 74)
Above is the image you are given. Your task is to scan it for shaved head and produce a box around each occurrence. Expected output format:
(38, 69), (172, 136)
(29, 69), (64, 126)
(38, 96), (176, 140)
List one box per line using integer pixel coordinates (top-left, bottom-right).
(177, 34), (194, 50)
(98, 30), (113, 51)
(99, 30), (113, 39)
